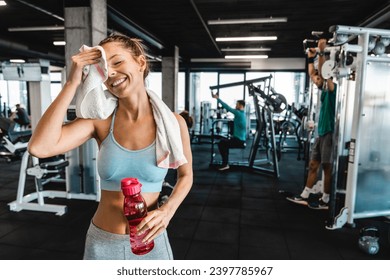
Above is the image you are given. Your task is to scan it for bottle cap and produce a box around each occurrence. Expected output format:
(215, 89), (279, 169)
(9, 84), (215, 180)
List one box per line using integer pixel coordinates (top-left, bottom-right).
(121, 178), (142, 196)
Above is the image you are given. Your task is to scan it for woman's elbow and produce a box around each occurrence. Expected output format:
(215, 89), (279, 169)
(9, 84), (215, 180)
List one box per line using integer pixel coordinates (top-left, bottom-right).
(27, 142), (51, 158)
(178, 168), (193, 186)
(27, 143), (41, 158)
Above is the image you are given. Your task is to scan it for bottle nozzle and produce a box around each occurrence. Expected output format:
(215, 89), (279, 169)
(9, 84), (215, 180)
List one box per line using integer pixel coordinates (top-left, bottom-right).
(121, 178), (142, 195)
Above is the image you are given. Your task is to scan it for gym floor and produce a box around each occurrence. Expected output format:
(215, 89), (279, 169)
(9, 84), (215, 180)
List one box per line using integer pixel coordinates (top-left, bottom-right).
(0, 140), (389, 260)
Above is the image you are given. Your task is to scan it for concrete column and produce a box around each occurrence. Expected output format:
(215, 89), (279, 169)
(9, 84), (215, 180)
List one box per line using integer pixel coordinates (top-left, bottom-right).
(28, 77), (51, 131)
(63, 0), (107, 195)
(64, 0), (107, 78)
(161, 46), (179, 112)
(190, 73), (201, 134)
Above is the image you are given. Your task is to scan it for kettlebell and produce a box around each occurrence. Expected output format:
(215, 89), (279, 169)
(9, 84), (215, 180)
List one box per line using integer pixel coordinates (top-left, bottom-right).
(358, 227), (380, 255)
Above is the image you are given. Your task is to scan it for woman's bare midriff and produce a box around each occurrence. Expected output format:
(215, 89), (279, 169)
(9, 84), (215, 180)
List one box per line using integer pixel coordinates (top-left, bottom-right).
(92, 190), (159, 234)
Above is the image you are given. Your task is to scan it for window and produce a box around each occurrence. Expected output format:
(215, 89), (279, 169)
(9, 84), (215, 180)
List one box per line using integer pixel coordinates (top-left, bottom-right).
(50, 72), (62, 101)
(0, 80), (28, 116)
(146, 72), (185, 112)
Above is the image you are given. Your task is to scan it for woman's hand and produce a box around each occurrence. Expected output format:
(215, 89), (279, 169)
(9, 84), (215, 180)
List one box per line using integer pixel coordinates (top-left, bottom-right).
(67, 49), (102, 87)
(136, 205), (174, 243)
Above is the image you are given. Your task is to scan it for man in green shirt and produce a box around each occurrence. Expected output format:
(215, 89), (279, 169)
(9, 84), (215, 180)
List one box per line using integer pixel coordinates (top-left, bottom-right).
(287, 38), (336, 210)
(212, 93), (247, 171)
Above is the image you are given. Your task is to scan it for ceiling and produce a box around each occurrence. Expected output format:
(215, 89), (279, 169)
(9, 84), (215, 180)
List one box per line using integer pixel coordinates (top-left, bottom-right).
(1, 0), (390, 70)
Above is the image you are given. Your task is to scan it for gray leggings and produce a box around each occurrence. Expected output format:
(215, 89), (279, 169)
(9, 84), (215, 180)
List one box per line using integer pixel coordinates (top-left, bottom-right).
(83, 222), (174, 260)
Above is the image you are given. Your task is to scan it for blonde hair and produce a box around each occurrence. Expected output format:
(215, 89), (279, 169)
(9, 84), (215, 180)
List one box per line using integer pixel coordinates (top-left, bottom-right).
(99, 33), (150, 79)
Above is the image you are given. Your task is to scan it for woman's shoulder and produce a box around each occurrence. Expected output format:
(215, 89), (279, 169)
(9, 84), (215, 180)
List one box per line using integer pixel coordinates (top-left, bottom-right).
(88, 115), (113, 144)
(173, 112), (183, 122)
(173, 112), (189, 128)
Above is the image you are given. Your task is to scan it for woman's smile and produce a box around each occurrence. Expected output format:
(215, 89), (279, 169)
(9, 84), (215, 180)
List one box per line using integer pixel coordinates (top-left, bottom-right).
(111, 77), (127, 87)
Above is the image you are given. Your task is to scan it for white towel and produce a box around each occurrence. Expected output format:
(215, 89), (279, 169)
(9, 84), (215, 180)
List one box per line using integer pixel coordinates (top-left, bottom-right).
(75, 45), (118, 119)
(74, 45), (186, 169)
(147, 89), (188, 169)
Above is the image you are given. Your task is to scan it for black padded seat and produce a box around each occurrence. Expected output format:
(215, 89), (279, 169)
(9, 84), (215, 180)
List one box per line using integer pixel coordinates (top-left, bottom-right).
(39, 159), (69, 170)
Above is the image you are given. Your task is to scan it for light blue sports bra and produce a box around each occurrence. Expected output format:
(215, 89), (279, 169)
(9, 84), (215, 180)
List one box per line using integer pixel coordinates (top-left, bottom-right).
(97, 110), (168, 192)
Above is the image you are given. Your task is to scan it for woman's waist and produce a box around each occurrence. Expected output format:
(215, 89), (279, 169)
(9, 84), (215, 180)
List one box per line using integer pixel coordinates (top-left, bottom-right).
(93, 191), (159, 234)
(99, 179), (165, 192)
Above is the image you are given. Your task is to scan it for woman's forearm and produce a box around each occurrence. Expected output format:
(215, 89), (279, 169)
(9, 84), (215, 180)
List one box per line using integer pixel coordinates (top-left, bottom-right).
(161, 173), (193, 217)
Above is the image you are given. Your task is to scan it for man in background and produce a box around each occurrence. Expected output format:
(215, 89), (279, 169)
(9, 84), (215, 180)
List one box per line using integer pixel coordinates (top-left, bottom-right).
(212, 93), (246, 171)
(11, 104), (30, 129)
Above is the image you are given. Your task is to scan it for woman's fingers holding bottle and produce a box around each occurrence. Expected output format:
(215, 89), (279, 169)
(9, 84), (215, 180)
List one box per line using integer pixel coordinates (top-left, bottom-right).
(142, 223), (164, 243)
(137, 210), (170, 242)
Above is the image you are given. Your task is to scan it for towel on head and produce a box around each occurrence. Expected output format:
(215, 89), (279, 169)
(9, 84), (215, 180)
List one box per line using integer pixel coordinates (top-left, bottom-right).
(147, 89), (187, 169)
(74, 45), (186, 168)
(75, 45), (117, 119)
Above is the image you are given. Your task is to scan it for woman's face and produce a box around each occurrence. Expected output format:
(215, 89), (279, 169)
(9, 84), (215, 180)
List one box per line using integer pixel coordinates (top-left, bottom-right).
(102, 42), (146, 97)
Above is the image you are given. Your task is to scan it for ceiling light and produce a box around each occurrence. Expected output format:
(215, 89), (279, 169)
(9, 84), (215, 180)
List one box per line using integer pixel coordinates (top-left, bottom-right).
(208, 17), (287, 25)
(190, 58), (232, 63)
(10, 59), (25, 63)
(145, 53), (162, 62)
(8, 26), (64, 32)
(53, 41), (66, 46)
(225, 55), (268, 59)
(0, 1), (7, 6)
(221, 47), (271, 52)
(216, 36), (277, 42)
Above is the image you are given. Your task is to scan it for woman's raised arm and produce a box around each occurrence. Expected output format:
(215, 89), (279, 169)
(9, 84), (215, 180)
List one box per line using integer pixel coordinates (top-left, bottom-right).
(28, 49), (102, 158)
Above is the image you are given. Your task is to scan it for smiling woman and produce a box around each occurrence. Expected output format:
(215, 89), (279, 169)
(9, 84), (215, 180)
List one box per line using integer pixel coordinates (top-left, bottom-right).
(27, 33), (193, 260)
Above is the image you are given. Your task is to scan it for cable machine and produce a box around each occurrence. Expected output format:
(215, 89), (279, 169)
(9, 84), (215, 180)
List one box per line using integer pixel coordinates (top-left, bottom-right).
(209, 75), (287, 177)
(308, 25), (390, 229)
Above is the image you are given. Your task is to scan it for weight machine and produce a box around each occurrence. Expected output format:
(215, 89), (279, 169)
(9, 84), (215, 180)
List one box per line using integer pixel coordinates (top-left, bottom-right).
(8, 151), (99, 216)
(310, 25), (390, 229)
(0, 117), (31, 162)
(209, 75), (287, 177)
(274, 101), (305, 157)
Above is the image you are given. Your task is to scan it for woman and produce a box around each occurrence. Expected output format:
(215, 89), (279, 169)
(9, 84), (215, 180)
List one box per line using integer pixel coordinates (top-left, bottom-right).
(28, 34), (193, 260)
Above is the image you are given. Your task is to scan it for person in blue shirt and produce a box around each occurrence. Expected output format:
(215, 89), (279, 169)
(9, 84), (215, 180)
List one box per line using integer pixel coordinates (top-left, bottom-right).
(212, 93), (246, 170)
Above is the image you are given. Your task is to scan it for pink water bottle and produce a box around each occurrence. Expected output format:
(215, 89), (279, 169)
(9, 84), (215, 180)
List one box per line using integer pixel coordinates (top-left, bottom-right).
(121, 178), (154, 255)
